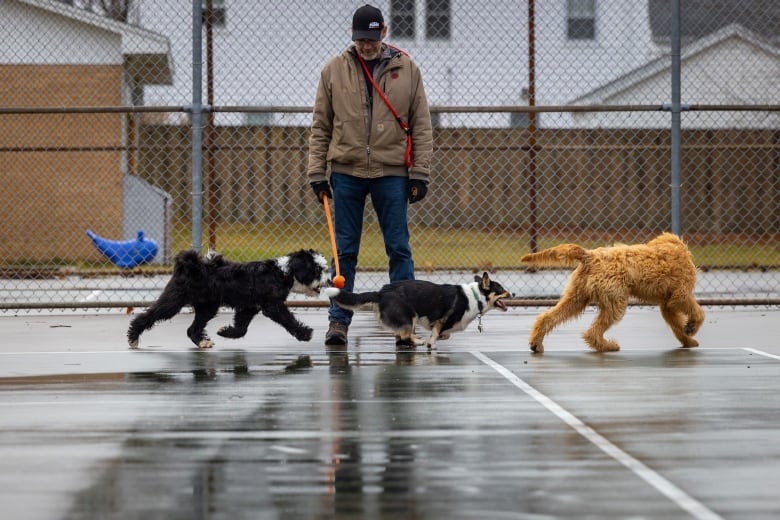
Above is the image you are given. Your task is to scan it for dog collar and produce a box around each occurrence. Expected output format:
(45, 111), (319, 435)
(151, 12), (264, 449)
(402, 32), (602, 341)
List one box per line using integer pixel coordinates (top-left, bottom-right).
(471, 285), (485, 332)
(471, 286), (484, 313)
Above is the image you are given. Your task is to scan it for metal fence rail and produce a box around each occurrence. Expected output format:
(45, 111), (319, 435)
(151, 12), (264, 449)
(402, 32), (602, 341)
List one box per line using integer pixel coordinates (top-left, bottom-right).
(1, 0), (778, 309)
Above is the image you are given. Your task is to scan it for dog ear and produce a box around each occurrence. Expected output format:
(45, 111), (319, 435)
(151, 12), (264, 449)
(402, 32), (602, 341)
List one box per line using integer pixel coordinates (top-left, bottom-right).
(481, 272), (490, 290)
(288, 250), (317, 286)
(287, 251), (305, 282)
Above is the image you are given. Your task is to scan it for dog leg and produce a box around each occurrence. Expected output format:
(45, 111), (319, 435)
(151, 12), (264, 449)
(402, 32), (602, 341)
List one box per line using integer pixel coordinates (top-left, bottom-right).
(529, 292), (589, 353)
(187, 303), (219, 348)
(261, 302), (313, 342)
(426, 323), (442, 350)
(661, 295), (703, 348)
(411, 318), (425, 346)
(659, 302), (690, 346)
(582, 300), (625, 352)
(218, 306), (260, 339)
(127, 295), (185, 349)
(685, 298), (705, 338)
(395, 327), (422, 347)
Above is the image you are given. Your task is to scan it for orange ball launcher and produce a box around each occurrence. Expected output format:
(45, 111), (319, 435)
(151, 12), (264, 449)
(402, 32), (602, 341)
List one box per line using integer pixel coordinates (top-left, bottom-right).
(322, 195), (345, 288)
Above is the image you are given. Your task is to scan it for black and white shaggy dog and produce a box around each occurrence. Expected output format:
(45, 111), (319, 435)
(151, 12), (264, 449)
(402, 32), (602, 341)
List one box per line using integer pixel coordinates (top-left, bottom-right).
(324, 272), (511, 349)
(127, 249), (330, 349)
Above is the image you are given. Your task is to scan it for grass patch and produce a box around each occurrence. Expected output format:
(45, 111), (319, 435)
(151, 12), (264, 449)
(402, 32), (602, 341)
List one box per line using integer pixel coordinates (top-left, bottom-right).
(171, 223), (779, 270)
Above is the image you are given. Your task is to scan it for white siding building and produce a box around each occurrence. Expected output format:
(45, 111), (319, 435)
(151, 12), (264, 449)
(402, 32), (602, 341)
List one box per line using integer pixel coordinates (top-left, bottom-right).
(133, 0), (778, 128)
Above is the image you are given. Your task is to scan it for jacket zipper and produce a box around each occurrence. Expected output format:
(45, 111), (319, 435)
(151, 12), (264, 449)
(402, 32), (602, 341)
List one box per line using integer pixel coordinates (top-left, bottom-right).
(362, 52), (399, 174)
(365, 65), (373, 173)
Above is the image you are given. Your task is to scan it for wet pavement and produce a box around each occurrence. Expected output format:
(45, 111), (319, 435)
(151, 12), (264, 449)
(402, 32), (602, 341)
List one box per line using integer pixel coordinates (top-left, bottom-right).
(1, 306), (779, 519)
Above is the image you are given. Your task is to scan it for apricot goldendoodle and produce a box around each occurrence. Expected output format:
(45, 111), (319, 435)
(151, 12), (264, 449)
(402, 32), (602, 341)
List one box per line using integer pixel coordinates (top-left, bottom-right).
(521, 232), (704, 353)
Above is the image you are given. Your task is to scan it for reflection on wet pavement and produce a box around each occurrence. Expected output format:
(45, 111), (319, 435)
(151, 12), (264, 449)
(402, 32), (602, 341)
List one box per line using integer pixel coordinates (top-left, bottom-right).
(1, 308), (779, 519)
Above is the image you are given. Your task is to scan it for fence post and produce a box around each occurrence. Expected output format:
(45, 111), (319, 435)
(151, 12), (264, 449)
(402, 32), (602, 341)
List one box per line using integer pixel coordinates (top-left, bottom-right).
(527, 0), (538, 253)
(670, 0), (682, 235)
(191, 0), (205, 251)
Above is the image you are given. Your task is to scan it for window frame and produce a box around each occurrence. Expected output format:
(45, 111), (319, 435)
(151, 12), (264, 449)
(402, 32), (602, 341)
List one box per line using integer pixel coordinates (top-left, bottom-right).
(390, 0), (416, 39)
(425, 0), (451, 41)
(566, 0), (596, 41)
(390, 0), (452, 42)
(202, 0), (226, 29)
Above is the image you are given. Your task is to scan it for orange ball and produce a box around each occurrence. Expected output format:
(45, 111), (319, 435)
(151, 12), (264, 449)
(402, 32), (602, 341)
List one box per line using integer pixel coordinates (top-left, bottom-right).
(333, 275), (345, 289)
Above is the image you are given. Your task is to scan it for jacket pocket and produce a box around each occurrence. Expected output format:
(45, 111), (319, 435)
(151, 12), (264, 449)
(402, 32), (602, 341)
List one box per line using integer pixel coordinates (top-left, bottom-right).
(329, 119), (365, 164)
(370, 118), (407, 166)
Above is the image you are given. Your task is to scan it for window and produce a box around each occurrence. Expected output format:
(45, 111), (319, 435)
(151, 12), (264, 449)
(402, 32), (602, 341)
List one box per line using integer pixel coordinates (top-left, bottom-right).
(426, 0), (451, 40)
(567, 0), (595, 40)
(202, 0), (226, 28)
(391, 0), (451, 41)
(391, 0), (415, 39)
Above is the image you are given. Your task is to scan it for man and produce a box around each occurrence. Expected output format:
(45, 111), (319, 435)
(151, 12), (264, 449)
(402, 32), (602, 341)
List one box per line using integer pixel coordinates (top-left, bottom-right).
(308, 4), (433, 346)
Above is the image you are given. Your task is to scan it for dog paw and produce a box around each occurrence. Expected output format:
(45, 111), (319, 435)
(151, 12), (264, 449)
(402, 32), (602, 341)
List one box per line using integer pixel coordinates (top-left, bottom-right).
(395, 337), (416, 348)
(198, 339), (215, 349)
(128, 338), (139, 349)
(295, 327), (313, 342)
(529, 343), (544, 353)
(217, 326), (245, 339)
(681, 338), (699, 348)
(593, 341), (620, 352)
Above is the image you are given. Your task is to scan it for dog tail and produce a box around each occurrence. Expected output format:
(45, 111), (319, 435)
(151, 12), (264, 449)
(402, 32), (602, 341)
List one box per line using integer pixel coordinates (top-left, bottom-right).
(173, 250), (210, 280)
(521, 244), (590, 268)
(203, 249), (229, 267)
(323, 287), (380, 311)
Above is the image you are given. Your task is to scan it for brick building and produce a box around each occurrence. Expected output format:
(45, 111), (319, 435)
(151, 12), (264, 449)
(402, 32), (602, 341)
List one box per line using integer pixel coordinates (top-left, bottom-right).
(0, 0), (171, 263)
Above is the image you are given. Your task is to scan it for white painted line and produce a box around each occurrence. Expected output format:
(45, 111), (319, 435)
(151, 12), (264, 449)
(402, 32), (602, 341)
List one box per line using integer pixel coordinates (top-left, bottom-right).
(0, 347), (741, 356)
(0, 351), (196, 355)
(471, 350), (724, 520)
(742, 347), (780, 361)
(270, 445), (309, 455)
(0, 428), (556, 441)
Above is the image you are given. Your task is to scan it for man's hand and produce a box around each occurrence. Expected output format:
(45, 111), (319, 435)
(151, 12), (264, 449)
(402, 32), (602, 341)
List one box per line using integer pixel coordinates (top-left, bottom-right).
(408, 179), (428, 203)
(310, 181), (332, 204)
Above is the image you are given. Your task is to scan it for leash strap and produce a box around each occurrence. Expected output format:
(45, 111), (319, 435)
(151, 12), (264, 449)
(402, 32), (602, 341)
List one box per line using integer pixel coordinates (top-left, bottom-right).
(355, 52), (414, 169)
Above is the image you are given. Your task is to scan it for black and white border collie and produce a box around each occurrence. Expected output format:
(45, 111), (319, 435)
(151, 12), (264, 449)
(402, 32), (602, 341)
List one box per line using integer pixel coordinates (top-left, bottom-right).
(127, 249), (330, 349)
(324, 272), (511, 349)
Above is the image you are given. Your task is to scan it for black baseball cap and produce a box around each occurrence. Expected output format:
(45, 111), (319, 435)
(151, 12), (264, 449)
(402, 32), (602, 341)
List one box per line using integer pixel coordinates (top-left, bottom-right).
(352, 4), (384, 41)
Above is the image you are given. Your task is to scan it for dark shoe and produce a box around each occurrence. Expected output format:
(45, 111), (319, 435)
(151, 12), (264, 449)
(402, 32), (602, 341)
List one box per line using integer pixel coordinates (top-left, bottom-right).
(325, 322), (348, 345)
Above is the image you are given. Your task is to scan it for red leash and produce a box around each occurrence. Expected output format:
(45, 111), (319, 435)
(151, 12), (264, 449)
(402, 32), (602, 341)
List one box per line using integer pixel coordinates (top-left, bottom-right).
(355, 52), (414, 169)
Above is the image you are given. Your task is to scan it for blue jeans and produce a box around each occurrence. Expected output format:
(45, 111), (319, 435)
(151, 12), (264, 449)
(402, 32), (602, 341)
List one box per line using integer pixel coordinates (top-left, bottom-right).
(329, 172), (415, 326)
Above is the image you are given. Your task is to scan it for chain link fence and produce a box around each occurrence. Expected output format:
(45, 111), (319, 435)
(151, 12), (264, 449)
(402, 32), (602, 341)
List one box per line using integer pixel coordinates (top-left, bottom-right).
(1, 0), (778, 310)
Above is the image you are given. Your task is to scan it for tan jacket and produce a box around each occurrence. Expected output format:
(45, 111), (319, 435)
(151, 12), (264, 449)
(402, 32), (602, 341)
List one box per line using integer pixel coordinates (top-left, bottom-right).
(308, 44), (433, 184)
